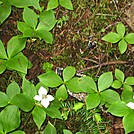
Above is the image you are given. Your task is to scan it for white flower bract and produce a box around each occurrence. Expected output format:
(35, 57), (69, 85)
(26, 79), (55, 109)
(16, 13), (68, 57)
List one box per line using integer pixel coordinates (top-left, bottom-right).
(126, 102), (134, 110)
(34, 86), (54, 108)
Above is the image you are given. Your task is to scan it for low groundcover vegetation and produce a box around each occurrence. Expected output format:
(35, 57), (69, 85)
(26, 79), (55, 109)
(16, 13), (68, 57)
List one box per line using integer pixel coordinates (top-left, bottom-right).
(0, 0), (134, 134)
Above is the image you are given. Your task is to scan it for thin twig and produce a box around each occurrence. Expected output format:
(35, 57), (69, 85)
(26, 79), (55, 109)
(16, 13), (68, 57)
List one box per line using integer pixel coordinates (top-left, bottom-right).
(77, 60), (128, 73)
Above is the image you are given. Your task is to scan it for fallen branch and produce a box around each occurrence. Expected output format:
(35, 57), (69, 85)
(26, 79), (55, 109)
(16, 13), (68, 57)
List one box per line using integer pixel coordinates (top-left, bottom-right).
(77, 60), (128, 73)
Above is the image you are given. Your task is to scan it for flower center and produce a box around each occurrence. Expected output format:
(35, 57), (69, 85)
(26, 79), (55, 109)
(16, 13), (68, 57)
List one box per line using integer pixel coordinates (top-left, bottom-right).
(42, 94), (47, 99)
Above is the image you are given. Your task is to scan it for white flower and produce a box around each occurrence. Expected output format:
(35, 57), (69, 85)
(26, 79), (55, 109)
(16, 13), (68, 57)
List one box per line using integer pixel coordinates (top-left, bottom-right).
(126, 102), (134, 110)
(34, 86), (54, 108)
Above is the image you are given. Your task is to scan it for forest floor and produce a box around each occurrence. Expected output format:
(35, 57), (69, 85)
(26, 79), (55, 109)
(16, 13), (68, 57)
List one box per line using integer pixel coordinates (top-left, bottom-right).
(0, 0), (134, 133)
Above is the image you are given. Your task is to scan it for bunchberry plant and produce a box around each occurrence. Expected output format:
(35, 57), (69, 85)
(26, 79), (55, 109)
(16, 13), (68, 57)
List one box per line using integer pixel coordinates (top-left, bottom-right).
(102, 22), (134, 54)
(0, 37), (30, 75)
(47, 0), (73, 10)
(112, 68), (134, 91)
(108, 90), (134, 133)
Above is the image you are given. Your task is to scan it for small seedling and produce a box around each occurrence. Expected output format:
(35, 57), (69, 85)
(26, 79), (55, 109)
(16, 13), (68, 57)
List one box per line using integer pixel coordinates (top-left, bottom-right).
(102, 22), (134, 54)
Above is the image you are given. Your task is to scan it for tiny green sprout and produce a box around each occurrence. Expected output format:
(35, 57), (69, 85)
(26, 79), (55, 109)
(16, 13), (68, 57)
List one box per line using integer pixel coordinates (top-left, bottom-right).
(102, 22), (134, 54)
(94, 113), (102, 122)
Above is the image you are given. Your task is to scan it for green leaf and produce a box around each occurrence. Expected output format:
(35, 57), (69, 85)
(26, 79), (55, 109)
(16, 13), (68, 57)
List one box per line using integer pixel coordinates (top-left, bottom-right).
(36, 30), (53, 44)
(123, 84), (132, 91)
(0, 0), (11, 24)
(102, 32), (121, 43)
(63, 66), (76, 82)
(66, 77), (83, 93)
(59, 0), (73, 10)
(38, 71), (63, 87)
(7, 36), (26, 58)
(56, 85), (68, 101)
(0, 91), (9, 107)
(78, 76), (97, 93)
(47, 0), (59, 10)
(125, 33), (134, 44)
(118, 39), (127, 54)
(121, 90), (134, 103)
(23, 7), (38, 29)
(32, 106), (46, 129)
(6, 81), (20, 100)
(86, 93), (100, 110)
(112, 80), (122, 89)
(8, 0), (41, 10)
(123, 111), (134, 134)
(0, 105), (20, 133)
(115, 68), (124, 82)
(43, 62), (53, 72)
(43, 122), (57, 134)
(38, 10), (57, 31)
(98, 72), (113, 92)
(100, 89), (120, 104)
(0, 40), (7, 59)
(125, 77), (134, 85)
(17, 21), (35, 37)
(72, 102), (84, 111)
(10, 130), (25, 134)
(22, 78), (37, 98)
(107, 101), (131, 117)
(116, 22), (125, 38)
(0, 59), (6, 74)
(44, 107), (62, 119)
(10, 93), (35, 112)
(6, 53), (29, 74)
(63, 129), (72, 134)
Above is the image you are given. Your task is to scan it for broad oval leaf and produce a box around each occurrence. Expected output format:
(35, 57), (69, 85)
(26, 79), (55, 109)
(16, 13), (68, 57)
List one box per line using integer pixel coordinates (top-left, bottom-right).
(0, 0), (11, 24)
(125, 77), (134, 85)
(10, 93), (35, 112)
(38, 10), (57, 31)
(116, 22), (125, 38)
(125, 33), (134, 44)
(78, 76), (96, 93)
(107, 101), (131, 117)
(0, 91), (9, 107)
(47, 0), (59, 10)
(102, 32), (121, 43)
(22, 78), (37, 98)
(123, 111), (134, 134)
(6, 81), (20, 100)
(0, 105), (20, 133)
(59, 0), (73, 10)
(56, 85), (68, 101)
(123, 84), (132, 91)
(63, 129), (72, 134)
(100, 89), (120, 104)
(66, 77), (83, 93)
(36, 30), (53, 44)
(17, 21), (35, 37)
(44, 107), (62, 119)
(118, 39), (127, 54)
(8, 0), (41, 10)
(43, 122), (57, 134)
(7, 36), (26, 58)
(63, 66), (76, 82)
(23, 7), (38, 29)
(0, 59), (6, 74)
(121, 90), (134, 103)
(112, 80), (122, 89)
(86, 93), (100, 110)
(6, 53), (29, 74)
(32, 106), (46, 129)
(115, 68), (124, 82)
(10, 130), (25, 134)
(98, 72), (113, 92)
(0, 40), (7, 59)
(38, 71), (63, 87)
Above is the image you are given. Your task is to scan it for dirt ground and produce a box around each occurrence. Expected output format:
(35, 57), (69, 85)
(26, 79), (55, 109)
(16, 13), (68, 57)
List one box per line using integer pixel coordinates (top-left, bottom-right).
(0, 0), (134, 133)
